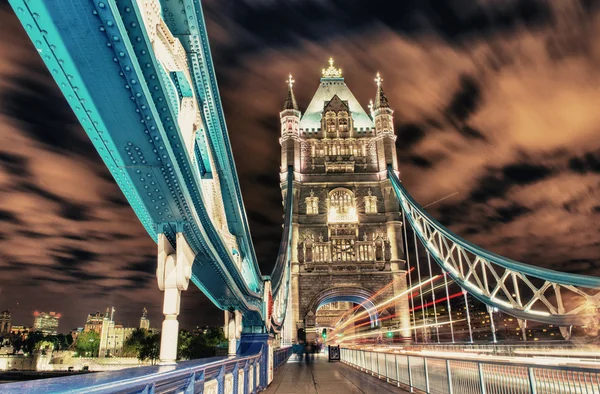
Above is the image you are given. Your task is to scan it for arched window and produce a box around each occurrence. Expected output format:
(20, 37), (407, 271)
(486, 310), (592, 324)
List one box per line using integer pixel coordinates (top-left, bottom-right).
(305, 190), (319, 215)
(328, 188), (357, 223)
(325, 111), (336, 133)
(364, 188), (377, 214)
(338, 111), (349, 133)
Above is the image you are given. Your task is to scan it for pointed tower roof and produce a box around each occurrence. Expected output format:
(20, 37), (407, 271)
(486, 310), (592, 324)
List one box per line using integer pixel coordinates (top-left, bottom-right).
(282, 74), (299, 111)
(299, 58), (374, 130)
(323, 94), (349, 113)
(374, 72), (390, 110)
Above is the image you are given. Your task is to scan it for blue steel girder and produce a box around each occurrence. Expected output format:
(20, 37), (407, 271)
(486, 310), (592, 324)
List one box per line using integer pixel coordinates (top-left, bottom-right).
(269, 167), (294, 332)
(159, 0), (264, 290)
(388, 167), (600, 326)
(9, 0), (265, 320)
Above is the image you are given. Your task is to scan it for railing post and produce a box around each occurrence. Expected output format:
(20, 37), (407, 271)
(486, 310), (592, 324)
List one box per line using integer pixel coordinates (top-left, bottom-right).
(183, 372), (195, 394)
(407, 356), (414, 393)
(477, 362), (487, 394)
(446, 359), (453, 394)
(527, 367), (537, 394)
(424, 358), (430, 394)
(395, 354), (400, 387)
(385, 353), (389, 382)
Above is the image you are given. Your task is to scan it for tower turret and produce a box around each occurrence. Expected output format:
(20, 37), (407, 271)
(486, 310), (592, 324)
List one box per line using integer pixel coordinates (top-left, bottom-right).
(280, 74), (301, 173)
(372, 72), (398, 171)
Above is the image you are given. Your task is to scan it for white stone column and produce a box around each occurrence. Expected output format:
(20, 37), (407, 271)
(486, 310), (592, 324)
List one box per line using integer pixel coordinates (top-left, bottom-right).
(224, 310), (242, 356)
(157, 229), (194, 365)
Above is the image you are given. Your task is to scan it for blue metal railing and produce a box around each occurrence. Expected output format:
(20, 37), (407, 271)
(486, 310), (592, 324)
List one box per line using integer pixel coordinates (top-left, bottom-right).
(0, 353), (263, 394)
(273, 347), (293, 371)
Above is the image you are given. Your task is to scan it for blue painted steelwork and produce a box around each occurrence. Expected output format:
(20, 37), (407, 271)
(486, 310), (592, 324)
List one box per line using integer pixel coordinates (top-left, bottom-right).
(273, 347), (293, 371)
(8, 0), (273, 325)
(269, 167), (294, 332)
(388, 166), (600, 325)
(160, 0), (264, 291)
(0, 352), (264, 394)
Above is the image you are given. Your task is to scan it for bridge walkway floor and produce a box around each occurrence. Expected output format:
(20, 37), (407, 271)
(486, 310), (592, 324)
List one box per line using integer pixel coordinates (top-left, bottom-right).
(264, 353), (408, 394)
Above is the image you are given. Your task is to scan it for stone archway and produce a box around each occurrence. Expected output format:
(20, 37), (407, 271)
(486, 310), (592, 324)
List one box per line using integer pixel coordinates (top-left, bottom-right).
(304, 286), (380, 329)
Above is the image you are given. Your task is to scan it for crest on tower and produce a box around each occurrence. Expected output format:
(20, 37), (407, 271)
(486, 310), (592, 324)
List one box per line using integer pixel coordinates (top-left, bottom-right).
(322, 58), (343, 79)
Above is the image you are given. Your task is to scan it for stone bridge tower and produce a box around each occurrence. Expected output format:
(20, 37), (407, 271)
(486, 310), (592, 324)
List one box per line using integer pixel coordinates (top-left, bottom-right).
(279, 60), (410, 342)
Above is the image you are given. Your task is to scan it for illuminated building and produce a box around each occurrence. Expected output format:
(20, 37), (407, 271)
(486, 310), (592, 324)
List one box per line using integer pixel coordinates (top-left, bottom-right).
(98, 307), (136, 357)
(32, 311), (60, 335)
(84, 311), (106, 334)
(0, 310), (11, 335)
(139, 308), (150, 330)
(281, 60), (410, 342)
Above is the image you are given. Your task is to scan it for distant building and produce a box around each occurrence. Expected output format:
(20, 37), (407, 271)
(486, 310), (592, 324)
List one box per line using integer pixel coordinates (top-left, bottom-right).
(0, 310), (11, 335)
(139, 308), (150, 330)
(69, 327), (84, 341)
(98, 307), (136, 357)
(9, 325), (30, 337)
(84, 311), (105, 334)
(33, 311), (60, 335)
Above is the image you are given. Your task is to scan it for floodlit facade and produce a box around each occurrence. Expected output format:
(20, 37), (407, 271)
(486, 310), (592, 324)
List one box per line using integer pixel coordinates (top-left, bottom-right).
(0, 310), (11, 335)
(140, 308), (150, 330)
(32, 311), (60, 335)
(280, 60), (410, 342)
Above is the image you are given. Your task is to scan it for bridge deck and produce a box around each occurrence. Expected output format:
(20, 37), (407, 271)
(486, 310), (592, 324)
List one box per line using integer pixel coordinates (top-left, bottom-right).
(265, 354), (408, 394)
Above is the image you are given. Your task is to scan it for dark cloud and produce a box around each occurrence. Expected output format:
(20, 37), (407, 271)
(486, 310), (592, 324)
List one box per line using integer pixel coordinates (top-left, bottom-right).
(2, 0), (600, 332)
(0, 150), (30, 177)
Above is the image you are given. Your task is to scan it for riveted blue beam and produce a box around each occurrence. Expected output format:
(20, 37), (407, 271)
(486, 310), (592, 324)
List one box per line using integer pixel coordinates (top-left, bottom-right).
(388, 168), (600, 289)
(269, 167), (294, 332)
(9, 0), (264, 321)
(159, 0), (264, 291)
(388, 166), (600, 326)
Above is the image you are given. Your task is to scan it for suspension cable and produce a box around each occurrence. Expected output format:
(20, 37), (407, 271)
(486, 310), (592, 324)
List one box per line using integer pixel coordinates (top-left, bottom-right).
(463, 289), (474, 343)
(413, 230), (427, 342)
(427, 251), (440, 343)
(444, 273), (455, 343)
(402, 209), (417, 343)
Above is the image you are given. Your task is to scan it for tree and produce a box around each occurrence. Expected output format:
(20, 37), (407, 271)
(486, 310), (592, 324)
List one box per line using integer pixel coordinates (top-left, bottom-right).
(75, 331), (100, 357)
(177, 330), (193, 360)
(139, 334), (160, 365)
(23, 332), (45, 355)
(122, 328), (149, 357)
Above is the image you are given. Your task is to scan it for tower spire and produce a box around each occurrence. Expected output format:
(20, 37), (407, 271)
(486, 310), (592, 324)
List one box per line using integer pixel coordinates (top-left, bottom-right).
(283, 73), (299, 111)
(373, 72), (390, 109)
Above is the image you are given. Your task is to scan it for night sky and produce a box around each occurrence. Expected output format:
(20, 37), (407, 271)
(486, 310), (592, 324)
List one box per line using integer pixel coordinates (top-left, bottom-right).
(1, 0), (600, 332)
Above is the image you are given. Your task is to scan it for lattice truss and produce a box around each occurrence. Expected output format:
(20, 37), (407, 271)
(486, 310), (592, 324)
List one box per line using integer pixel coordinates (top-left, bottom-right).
(389, 169), (600, 326)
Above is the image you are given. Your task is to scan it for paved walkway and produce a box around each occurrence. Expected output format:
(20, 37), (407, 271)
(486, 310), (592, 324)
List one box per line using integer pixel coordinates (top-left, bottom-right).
(264, 354), (408, 394)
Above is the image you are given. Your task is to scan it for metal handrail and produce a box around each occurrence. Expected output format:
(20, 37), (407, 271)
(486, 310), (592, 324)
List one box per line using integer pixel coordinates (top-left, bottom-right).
(341, 347), (600, 394)
(0, 351), (263, 394)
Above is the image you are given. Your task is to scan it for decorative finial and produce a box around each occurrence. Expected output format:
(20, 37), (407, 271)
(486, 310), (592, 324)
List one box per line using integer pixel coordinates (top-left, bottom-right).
(368, 188), (372, 196)
(322, 58), (342, 78)
(310, 189), (314, 197)
(368, 100), (374, 112)
(286, 73), (295, 90)
(375, 72), (383, 87)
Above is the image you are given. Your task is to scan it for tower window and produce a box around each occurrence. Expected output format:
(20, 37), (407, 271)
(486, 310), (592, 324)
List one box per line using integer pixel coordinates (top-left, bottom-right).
(364, 189), (377, 214)
(328, 188), (357, 222)
(338, 111), (349, 133)
(305, 190), (319, 215)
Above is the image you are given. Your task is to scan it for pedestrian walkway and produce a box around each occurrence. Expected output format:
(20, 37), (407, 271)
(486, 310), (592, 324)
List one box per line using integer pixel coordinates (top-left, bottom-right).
(264, 353), (408, 394)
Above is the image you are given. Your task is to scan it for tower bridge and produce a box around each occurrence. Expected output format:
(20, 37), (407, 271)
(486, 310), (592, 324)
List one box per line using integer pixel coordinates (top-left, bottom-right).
(4, 0), (600, 392)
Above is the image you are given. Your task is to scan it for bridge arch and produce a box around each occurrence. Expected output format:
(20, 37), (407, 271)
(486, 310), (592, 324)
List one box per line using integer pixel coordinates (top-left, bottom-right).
(305, 286), (379, 328)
